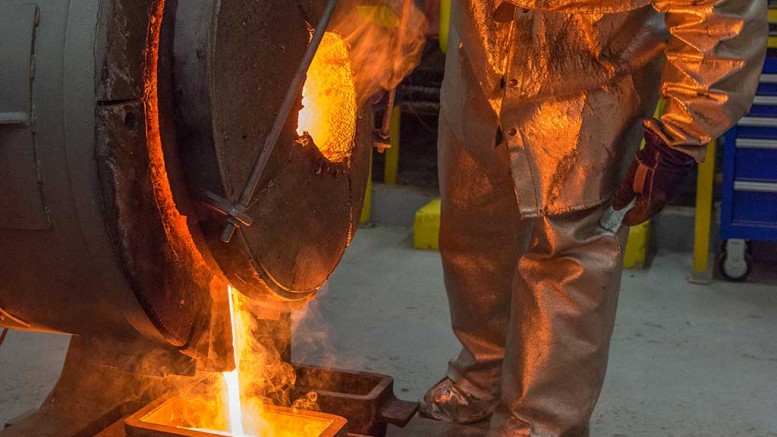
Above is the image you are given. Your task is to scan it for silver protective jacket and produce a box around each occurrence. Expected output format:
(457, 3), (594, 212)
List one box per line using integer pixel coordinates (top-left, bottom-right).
(442, 0), (767, 217)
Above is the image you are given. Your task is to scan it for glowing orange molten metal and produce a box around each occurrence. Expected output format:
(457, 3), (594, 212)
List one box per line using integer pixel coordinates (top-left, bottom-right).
(224, 286), (247, 435)
(213, 287), (311, 437)
(297, 32), (357, 162)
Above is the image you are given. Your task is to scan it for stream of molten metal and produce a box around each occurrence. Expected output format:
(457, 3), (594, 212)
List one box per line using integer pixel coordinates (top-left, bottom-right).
(212, 29), (363, 437)
(225, 286), (247, 436)
(225, 370), (245, 435)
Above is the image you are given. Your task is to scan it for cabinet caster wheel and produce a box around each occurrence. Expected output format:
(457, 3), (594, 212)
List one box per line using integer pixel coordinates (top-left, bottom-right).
(719, 239), (752, 282)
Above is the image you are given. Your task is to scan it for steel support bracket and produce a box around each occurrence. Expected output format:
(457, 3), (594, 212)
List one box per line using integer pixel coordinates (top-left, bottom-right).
(202, 191), (254, 229)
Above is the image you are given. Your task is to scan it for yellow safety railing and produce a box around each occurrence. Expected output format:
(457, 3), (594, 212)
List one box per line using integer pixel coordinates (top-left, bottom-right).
(439, 0), (451, 53)
(690, 139), (716, 283)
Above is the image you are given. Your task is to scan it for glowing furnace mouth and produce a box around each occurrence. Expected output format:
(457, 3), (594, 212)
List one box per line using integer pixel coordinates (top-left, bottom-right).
(297, 32), (357, 163)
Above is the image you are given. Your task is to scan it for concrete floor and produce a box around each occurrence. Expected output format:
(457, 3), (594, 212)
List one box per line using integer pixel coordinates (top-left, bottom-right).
(1, 226), (776, 436)
(294, 226), (777, 437)
(0, 330), (69, 426)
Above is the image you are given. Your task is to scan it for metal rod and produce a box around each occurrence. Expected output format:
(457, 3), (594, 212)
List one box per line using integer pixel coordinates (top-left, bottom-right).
(734, 180), (777, 193)
(753, 95), (777, 106)
(0, 111), (29, 125)
(379, 89), (397, 139)
(760, 73), (777, 84)
(738, 116), (777, 128)
(375, 0), (411, 144)
(220, 0), (341, 243)
(736, 138), (777, 149)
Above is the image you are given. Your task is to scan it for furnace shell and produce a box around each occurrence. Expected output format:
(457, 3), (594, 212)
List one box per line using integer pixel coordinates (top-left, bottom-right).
(0, 0), (370, 369)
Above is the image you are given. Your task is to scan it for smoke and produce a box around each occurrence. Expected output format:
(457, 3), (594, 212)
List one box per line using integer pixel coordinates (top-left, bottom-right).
(290, 283), (339, 370)
(329, 0), (428, 106)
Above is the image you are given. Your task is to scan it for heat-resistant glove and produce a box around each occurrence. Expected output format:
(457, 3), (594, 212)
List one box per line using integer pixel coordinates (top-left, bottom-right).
(613, 120), (698, 226)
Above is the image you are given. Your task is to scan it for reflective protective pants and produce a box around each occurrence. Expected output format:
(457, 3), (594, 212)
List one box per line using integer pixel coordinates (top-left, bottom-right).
(438, 118), (628, 437)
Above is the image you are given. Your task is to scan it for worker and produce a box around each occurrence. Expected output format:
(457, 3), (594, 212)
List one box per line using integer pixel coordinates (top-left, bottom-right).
(418, 0), (767, 435)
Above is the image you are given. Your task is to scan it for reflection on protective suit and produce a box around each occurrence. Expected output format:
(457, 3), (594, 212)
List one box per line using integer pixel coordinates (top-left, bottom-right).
(436, 0), (766, 435)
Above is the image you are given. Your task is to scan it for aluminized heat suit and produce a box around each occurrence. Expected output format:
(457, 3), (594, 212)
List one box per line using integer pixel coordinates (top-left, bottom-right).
(427, 0), (767, 435)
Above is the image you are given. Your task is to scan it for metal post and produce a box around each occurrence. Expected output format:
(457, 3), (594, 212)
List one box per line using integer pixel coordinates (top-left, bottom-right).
(383, 106), (401, 184)
(690, 139), (717, 284)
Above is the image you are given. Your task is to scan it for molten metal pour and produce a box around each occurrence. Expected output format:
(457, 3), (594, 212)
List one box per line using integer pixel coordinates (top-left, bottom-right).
(225, 287), (246, 435)
(208, 29), (358, 433)
(0, 0), (426, 434)
(127, 3), (423, 434)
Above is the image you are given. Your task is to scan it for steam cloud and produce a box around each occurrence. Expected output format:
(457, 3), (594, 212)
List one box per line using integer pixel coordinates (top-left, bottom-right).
(329, 0), (428, 106)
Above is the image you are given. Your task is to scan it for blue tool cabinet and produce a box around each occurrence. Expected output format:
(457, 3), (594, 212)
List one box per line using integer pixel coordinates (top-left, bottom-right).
(719, 55), (777, 281)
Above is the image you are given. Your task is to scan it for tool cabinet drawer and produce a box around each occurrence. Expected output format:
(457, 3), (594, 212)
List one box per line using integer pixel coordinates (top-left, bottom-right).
(756, 59), (777, 94)
(734, 118), (777, 139)
(763, 57), (777, 74)
(749, 95), (777, 117)
(732, 139), (777, 182)
(757, 77), (777, 96)
(728, 186), (777, 226)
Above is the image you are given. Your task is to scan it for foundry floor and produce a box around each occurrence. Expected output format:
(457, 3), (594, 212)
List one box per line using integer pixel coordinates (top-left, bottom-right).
(1, 226), (776, 436)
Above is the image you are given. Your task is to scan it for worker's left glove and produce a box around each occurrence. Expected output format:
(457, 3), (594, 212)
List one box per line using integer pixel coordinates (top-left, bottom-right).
(612, 120), (697, 226)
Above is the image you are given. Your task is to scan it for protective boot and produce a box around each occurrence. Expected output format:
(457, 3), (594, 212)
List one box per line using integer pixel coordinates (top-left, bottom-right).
(419, 378), (497, 424)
